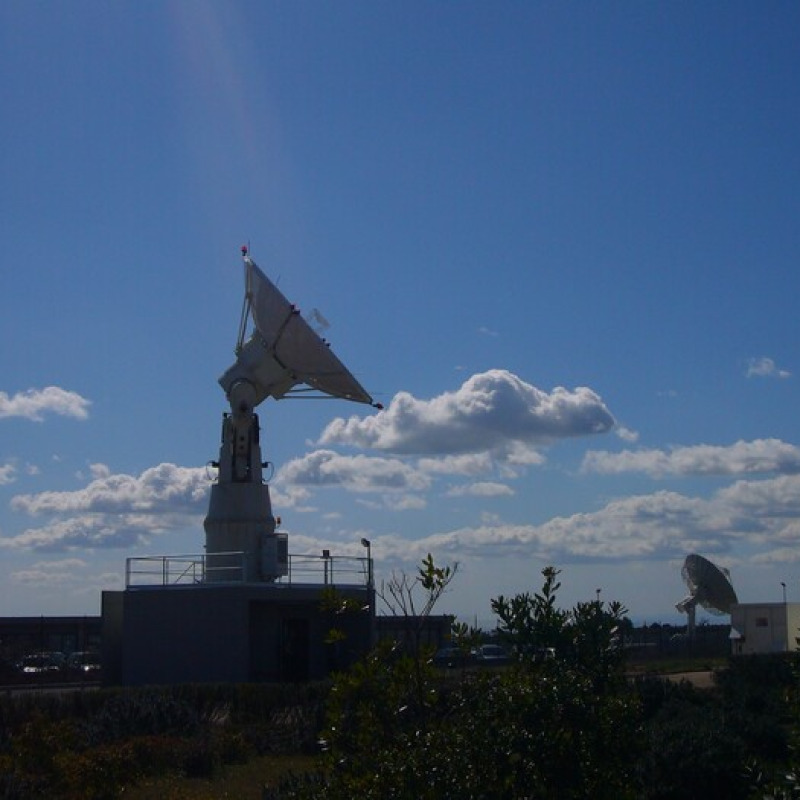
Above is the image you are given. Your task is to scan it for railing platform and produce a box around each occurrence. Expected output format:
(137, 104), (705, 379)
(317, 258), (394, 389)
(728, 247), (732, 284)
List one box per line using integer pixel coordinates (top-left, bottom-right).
(125, 551), (370, 589)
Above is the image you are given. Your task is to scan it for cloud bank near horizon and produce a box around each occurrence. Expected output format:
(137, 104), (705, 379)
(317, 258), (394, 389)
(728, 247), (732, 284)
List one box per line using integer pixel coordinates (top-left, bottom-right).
(583, 439), (800, 478)
(5, 446), (800, 567)
(3, 371), (799, 580)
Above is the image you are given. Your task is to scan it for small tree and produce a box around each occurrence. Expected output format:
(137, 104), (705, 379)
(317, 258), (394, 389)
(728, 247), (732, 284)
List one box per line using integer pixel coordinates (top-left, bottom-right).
(491, 565), (569, 659)
(376, 553), (457, 657)
(492, 566), (629, 689)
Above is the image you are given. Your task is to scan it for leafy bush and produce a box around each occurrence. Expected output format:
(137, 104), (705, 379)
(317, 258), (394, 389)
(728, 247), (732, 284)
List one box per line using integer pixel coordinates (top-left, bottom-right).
(637, 696), (750, 800)
(274, 564), (642, 799)
(0, 683), (326, 798)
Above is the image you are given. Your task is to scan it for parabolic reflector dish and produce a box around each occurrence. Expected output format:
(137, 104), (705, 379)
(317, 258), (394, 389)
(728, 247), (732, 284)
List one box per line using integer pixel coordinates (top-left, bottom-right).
(681, 553), (738, 614)
(219, 251), (374, 408)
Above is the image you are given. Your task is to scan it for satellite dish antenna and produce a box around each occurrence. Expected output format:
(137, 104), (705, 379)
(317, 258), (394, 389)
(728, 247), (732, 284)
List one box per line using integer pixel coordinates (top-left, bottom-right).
(675, 554), (738, 637)
(204, 247), (380, 583)
(219, 246), (377, 411)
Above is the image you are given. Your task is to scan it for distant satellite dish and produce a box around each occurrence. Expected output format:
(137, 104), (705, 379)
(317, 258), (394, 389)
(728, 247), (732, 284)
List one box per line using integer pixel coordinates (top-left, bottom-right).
(675, 554), (738, 637)
(219, 248), (376, 409)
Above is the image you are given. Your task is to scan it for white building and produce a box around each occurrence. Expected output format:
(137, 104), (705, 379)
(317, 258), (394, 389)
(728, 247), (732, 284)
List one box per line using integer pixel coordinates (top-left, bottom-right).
(730, 602), (800, 655)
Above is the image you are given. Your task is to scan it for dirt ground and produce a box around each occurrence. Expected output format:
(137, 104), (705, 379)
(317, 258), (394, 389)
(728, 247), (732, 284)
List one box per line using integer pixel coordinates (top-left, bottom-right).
(664, 671), (715, 689)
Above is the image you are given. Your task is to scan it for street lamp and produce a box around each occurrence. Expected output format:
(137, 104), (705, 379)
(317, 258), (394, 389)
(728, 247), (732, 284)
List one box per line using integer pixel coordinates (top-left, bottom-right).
(360, 538), (372, 588)
(782, 581), (787, 604)
(596, 588), (602, 603)
(360, 538), (375, 647)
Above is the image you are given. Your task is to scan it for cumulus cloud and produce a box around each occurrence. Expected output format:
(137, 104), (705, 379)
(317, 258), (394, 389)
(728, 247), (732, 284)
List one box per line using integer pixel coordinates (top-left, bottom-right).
(11, 558), (88, 584)
(0, 463), (16, 485)
(716, 473), (800, 517)
(0, 514), (176, 552)
(320, 369), (615, 456)
(746, 357), (791, 379)
(2, 463), (212, 552)
(615, 426), (640, 443)
(418, 453), (495, 476)
(582, 439), (800, 478)
(11, 558), (122, 595)
(357, 494), (428, 511)
(276, 450), (431, 494)
(446, 482), (515, 498)
(0, 387), (91, 421)
(11, 463), (210, 515)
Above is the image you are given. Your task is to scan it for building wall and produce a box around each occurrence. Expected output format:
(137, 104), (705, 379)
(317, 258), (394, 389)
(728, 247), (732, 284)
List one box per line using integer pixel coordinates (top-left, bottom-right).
(102, 583), (372, 686)
(730, 603), (799, 655)
(788, 604), (800, 650)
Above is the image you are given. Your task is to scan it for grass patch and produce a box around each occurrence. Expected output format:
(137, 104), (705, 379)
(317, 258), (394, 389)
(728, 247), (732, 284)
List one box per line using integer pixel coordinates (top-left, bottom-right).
(122, 753), (319, 800)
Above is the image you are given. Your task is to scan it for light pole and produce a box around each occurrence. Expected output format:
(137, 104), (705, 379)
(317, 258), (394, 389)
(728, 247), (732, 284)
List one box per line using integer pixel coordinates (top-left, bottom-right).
(596, 588), (602, 604)
(361, 538), (375, 647)
(782, 581), (787, 604)
(360, 538), (372, 589)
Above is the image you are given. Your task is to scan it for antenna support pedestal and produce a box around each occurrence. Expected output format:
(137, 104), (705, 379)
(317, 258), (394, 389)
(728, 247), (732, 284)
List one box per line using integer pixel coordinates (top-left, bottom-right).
(204, 412), (287, 582)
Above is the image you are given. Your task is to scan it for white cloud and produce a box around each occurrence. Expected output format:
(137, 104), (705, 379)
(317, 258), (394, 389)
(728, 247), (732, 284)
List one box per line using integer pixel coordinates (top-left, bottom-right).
(716, 473), (800, 517)
(0, 386), (91, 421)
(357, 494), (428, 511)
(0, 514), (168, 551)
(11, 558), (88, 584)
(268, 484), (312, 510)
(582, 439), (800, 478)
(0, 463), (16, 485)
(615, 426), (640, 443)
(503, 442), (547, 466)
(11, 463), (210, 515)
(320, 369), (615, 455)
(746, 357), (791, 379)
(11, 558), (122, 595)
(418, 453), (494, 476)
(276, 450), (431, 494)
(2, 463), (211, 551)
(446, 481), (515, 498)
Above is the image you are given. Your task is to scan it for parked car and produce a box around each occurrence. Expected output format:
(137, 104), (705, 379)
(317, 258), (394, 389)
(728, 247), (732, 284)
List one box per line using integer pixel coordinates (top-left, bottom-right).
(67, 651), (101, 674)
(433, 646), (473, 669)
(18, 652), (64, 674)
(475, 644), (510, 666)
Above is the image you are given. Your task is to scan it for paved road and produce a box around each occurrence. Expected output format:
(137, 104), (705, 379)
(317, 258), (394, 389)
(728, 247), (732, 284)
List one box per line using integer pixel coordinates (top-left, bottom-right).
(1, 681), (100, 696)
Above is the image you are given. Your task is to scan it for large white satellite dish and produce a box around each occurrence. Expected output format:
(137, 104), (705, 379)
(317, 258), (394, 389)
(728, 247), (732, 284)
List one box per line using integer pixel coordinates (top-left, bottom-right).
(219, 246), (377, 410)
(675, 554), (738, 637)
(205, 247), (379, 583)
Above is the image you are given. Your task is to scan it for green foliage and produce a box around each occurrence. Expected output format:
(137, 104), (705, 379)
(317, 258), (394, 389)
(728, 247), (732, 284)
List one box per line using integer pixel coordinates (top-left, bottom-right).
(280, 561), (643, 799)
(632, 658), (794, 800)
(448, 619), (482, 657)
(636, 693), (749, 800)
(492, 567), (629, 691)
(492, 566), (569, 657)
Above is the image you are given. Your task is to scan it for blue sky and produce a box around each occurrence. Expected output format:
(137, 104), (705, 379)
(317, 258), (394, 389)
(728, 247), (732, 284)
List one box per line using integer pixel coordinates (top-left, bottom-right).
(1, 1), (799, 626)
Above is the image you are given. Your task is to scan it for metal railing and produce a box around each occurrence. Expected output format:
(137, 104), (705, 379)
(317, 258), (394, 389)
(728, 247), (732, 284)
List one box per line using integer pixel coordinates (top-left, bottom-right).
(125, 551), (370, 589)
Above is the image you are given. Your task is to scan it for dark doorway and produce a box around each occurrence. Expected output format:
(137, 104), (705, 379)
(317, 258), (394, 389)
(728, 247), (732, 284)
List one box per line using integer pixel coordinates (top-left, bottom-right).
(280, 618), (310, 681)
